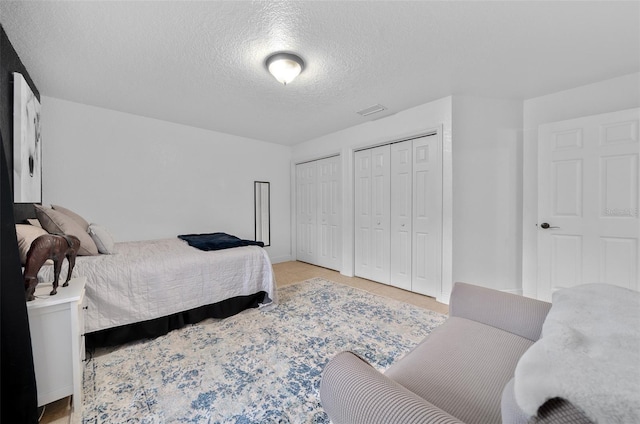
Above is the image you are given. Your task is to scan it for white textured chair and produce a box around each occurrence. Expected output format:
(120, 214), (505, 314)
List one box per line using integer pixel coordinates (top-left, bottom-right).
(320, 282), (594, 424)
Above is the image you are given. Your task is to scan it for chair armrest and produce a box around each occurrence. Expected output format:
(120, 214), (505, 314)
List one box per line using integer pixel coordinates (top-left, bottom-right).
(320, 351), (464, 424)
(449, 282), (551, 341)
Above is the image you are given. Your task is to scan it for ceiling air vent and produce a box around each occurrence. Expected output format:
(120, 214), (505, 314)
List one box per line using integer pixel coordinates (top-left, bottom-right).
(356, 104), (387, 117)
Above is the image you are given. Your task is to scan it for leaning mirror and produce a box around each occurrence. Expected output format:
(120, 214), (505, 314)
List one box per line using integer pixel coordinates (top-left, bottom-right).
(254, 181), (270, 246)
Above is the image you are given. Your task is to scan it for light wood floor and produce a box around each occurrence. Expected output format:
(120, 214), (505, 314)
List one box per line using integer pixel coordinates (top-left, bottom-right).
(40, 260), (448, 423)
(274, 261), (449, 314)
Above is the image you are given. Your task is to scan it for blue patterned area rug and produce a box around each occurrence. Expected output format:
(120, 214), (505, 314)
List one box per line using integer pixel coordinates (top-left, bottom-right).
(82, 278), (446, 423)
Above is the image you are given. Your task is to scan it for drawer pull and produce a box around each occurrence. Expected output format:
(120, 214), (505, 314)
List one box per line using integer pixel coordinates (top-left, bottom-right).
(82, 306), (88, 310)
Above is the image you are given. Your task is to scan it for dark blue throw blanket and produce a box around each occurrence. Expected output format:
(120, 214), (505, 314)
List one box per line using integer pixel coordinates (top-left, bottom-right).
(178, 232), (264, 251)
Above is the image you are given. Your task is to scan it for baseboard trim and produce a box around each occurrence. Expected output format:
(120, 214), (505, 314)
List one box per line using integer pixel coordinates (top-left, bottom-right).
(500, 288), (523, 296)
(269, 255), (293, 264)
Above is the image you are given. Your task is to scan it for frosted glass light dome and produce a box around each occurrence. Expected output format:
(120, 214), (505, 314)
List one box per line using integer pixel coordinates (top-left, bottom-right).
(266, 52), (305, 85)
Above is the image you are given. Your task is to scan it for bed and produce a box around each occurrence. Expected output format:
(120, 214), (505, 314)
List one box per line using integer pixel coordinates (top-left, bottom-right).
(38, 238), (277, 347)
(34, 237), (276, 347)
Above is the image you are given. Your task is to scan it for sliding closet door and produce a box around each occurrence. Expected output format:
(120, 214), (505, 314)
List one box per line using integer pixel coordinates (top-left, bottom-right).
(355, 145), (391, 284)
(412, 135), (442, 297)
(390, 141), (413, 290)
(354, 135), (442, 296)
(317, 156), (341, 270)
(296, 162), (317, 264)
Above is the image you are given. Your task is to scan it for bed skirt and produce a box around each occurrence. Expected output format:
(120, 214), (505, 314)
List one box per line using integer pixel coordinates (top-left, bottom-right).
(86, 291), (268, 348)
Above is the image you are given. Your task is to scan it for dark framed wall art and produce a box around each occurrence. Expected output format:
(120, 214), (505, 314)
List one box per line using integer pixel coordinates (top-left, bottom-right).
(13, 72), (42, 203)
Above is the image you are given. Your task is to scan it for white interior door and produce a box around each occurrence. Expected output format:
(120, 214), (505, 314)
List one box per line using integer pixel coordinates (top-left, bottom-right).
(538, 108), (640, 301)
(412, 135), (442, 297)
(317, 156), (342, 270)
(296, 162), (316, 264)
(390, 141), (412, 290)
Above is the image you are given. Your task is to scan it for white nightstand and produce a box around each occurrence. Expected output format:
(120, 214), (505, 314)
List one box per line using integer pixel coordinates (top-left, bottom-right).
(27, 277), (87, 412)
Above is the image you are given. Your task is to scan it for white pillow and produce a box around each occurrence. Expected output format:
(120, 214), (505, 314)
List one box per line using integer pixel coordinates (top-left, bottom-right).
(88, 224), (115, 254)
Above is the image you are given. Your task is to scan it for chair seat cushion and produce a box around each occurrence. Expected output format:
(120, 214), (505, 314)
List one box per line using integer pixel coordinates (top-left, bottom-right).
(385, 317), (534, 424)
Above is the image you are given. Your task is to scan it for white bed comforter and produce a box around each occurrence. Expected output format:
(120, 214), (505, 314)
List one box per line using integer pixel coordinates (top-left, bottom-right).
(37, 238), (277, 333)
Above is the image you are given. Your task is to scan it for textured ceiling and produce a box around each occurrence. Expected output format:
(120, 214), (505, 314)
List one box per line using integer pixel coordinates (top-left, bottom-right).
(0, 1), (638, 145)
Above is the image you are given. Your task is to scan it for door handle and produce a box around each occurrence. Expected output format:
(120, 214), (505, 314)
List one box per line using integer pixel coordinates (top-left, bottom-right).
(539, 222), (560, 229)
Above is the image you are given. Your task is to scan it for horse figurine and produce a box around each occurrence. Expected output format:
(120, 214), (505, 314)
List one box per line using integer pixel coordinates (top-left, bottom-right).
(24, 234), (80, 301)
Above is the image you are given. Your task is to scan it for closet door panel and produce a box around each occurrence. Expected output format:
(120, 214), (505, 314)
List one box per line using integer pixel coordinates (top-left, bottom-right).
(412, 136), (442, 297)
(370, 145), (391, 284)
(390, 141), (412, 290)
(296, 162), (317, 264)
(355, 145), (391, 283)
(354, 150), (373, 278)
(317, 156), (342, 270)
(354, 150), (373, 279)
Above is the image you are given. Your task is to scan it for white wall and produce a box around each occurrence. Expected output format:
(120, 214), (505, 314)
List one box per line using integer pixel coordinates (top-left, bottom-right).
(452, 96), (523, 293)
(293, 96), (454, 302)
(41, 97), (292, 263)
(522, 72), (640, 298)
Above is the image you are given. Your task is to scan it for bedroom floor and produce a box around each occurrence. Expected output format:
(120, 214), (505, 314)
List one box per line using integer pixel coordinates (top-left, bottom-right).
(39, 260), (448, 423)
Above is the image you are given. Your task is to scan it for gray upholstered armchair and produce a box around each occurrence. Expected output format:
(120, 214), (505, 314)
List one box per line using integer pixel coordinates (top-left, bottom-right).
(320, 282), (594, 424)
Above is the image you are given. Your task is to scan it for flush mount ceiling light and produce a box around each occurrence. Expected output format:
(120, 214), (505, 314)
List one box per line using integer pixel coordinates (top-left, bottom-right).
(265, 52), (305, 85)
